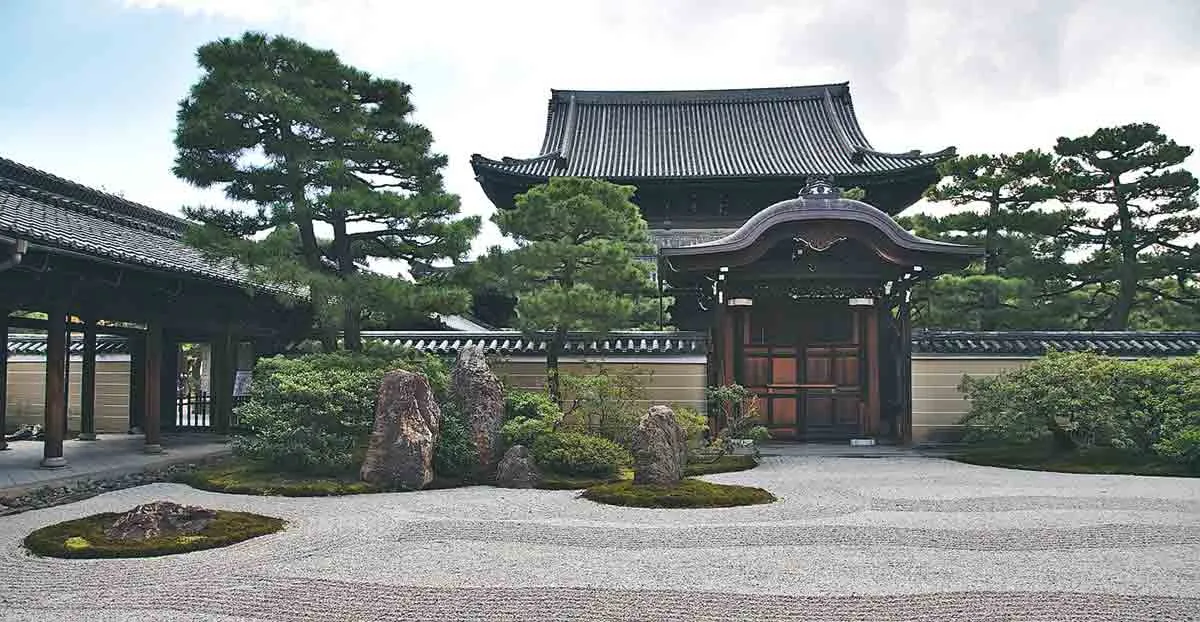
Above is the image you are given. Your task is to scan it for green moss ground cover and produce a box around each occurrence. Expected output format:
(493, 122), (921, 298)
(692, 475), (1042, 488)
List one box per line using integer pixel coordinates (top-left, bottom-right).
(178, 462), (384, 496)
(953, 444), (1197, 477)
(24, 510), (284, 559)
(684, 454), (759, 476)
(536, 456), (760, 490)
(582, 478), (776, 508)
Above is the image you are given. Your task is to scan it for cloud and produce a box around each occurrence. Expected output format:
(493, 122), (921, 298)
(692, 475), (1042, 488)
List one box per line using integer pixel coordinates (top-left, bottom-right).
(119, 0), (1200, 234)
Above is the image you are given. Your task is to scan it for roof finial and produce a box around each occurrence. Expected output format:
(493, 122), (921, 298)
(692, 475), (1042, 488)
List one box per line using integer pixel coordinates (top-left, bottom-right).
(799, 175), (838, 198)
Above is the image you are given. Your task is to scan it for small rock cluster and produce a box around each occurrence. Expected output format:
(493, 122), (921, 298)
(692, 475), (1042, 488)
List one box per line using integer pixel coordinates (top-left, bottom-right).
(104, 501), (217, 540)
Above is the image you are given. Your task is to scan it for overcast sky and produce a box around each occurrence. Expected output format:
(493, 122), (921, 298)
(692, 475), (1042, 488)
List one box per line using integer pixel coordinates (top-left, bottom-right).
(2, 0), (1198, 258)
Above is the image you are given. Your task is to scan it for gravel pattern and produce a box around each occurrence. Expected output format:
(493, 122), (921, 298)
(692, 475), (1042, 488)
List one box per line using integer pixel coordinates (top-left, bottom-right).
(0, 456), (1197, 621)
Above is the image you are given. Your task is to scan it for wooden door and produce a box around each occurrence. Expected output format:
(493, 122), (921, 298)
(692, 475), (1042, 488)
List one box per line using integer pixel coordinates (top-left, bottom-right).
(737, 300), (867, 440)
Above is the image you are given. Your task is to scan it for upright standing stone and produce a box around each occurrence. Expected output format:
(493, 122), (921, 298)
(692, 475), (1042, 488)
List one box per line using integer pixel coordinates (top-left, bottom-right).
(451, 344), (505, 472)
(360, 371), (441, 489)
(632, 405), (688, 486)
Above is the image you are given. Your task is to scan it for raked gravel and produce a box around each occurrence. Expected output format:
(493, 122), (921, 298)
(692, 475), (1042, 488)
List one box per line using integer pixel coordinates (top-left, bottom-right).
(0, 455), (1197, 621)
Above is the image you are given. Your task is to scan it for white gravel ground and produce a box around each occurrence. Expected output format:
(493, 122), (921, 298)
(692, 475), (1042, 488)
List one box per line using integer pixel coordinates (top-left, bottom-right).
(1, 456), (1197, 621)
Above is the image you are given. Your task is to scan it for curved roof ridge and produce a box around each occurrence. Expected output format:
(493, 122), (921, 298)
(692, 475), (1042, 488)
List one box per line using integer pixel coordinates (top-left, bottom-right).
(660, 193), (980, 258)
(0, 177), (183, 240)
(819, 89), (957, 163)
(0, 156), (188, 233)
(550, 83), (850, 105)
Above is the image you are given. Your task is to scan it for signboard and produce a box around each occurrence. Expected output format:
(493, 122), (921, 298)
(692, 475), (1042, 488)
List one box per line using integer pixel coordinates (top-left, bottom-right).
(233, 370), (253, 397)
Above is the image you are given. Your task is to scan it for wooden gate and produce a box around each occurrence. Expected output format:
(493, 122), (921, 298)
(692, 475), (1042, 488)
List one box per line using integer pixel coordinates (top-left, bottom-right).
(732, 300), (877, 440)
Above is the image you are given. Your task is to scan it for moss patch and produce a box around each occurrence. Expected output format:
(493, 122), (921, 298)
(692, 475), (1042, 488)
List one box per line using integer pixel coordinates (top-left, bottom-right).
(684, 454), (759, 476)
(535, 468), (633, 490)
(952, 445), (1197, 477)
(24, 509), (284, 559)
(583, 478), (775, 508)
(178, 462), (385, 496)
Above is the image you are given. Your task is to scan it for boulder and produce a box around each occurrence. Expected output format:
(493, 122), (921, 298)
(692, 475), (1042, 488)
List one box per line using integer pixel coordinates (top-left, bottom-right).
(632, 405), (688, 486)
(104, 501), (217, 540)
(495, 445), (541, 488)
(360, 370), (441, 489)
(451, 344), (505, 472)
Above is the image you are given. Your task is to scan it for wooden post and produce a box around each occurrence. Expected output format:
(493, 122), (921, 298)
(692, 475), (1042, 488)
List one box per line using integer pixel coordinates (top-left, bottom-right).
(143, 323), (163, 454)
(41, 308), (68, 468)
(864, 306), (881, 437)
(898, 295), (914, 445)
(78, 316), (98, 440)
(127, 333), (145, 433)
(210, 330), (233, 433)
(160, 333), (179, 434)
(0, 309), (8, 451)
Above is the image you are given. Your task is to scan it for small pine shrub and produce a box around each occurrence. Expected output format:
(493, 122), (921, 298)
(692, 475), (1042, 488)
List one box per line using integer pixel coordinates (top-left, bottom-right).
(435, 402), (479, 479)
(531, 432), (632, 478)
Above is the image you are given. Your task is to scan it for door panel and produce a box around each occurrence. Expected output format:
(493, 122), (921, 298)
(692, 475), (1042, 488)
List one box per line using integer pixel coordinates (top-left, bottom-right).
(737, 302), (867, 440)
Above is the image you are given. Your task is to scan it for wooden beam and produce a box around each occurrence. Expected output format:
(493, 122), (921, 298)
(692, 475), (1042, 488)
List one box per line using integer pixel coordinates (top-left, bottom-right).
(0, 309), (8, 451)
(864, 307), (881, 437)
(160, 333), (179, 434)
(78, 316), (98, 440)
(128, 333), (145, 433)
(143, 322), (163, 453)
(41, 308), (67, 468)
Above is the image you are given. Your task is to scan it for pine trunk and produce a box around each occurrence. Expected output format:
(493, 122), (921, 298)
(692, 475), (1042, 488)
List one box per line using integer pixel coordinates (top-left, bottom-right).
(981, 195), (1002, 330)
(546, 328), (566, 403)
(1107, 184), (1138, 330)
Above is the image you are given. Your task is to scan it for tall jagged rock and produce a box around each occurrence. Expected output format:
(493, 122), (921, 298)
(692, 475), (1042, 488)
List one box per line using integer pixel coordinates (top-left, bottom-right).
(451, 344), (505, 473)
(360, 370), (441, 489)
(632, 405), (688, 486)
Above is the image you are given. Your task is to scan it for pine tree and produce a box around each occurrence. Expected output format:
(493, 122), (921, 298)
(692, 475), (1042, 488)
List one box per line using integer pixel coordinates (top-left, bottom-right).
(173, 32), (478, 350)
(901, 151), (1070, 329)
(1052, 123), (1200, 329)
(483, 178), (659, 400)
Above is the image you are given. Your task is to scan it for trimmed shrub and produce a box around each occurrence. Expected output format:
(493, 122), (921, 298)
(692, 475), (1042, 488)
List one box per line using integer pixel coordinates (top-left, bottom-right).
(501, 389), (564, 447)
(582, 478), (775, 508)
(531, 431), (632, 478)
(959, 352), (1200, 473)
(233, 345), (447, 474)
(671, 406), (709, 445)
(435, 402), (478, 479)
(560, 368), (649, 447)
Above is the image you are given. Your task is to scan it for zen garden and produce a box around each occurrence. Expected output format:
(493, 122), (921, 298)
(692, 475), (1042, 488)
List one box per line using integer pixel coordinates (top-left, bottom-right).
(1, 23), (1199, 622)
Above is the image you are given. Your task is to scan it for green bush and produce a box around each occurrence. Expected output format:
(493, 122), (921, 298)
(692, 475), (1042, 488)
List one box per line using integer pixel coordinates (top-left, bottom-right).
(435, 402), (478, 479)
(233, 345), (447, 474)
(959, 352), (1200, 472)
(560, 367), (649, 447)
(504, 390), (561, 421)
(671, 406), (709, 444)
(582, 478), (775, 508)
(501, 389), (564, 447)
(531, 431), (632, 478)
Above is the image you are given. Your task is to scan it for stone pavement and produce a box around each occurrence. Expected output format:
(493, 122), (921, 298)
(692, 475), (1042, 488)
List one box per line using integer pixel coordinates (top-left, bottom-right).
(1, 455), (1197, 621)
(0, 434), (230, 495)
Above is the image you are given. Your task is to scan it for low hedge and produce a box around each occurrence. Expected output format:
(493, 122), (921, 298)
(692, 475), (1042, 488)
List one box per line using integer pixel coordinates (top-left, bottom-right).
(24, 509), (284, 559)
(953, 444), (1198, 477)
(684, 454), (758, 476)
(582, 478), (775, 508)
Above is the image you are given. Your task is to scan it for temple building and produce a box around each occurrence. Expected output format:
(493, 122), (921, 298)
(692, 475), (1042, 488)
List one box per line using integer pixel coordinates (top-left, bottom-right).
(472, 83), (982, 443)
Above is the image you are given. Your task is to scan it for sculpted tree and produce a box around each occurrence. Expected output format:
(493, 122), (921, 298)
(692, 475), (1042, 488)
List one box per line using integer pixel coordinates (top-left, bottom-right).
(483, 178), (658, 400)
(173, 33), (478, 349)
(1051, 123), (1200, 329)
(901, 151), (1071, 329)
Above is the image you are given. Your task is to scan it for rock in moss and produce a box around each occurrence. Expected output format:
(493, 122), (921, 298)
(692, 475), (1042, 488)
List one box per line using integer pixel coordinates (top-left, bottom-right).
(360, 370), (441, 490)
(63, 536), (91, 551)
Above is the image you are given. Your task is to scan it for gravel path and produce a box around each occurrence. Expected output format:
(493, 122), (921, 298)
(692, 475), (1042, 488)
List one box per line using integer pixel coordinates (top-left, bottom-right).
(1, 456), (1197, 621)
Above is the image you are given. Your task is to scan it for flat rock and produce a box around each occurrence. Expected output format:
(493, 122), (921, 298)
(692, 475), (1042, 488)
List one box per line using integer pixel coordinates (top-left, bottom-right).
(495, 445), (541, 488)
(451, 344), (505, 473)
(632, 405), (688, 486)
(360, 370), (441, 490)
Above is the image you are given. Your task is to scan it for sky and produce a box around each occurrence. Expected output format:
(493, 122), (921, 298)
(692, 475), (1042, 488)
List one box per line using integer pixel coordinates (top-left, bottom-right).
(2, 0), (1199, 260)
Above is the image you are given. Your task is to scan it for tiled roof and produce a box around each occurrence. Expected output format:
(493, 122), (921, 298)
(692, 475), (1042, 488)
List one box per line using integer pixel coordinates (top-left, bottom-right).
(9, 330), (1200, 358)
(6, 333), (131, 355)
(360, 331), (709, 356)
(0, 156), (252, 286)
(471, 83), (953, 181)
(912, 331), (1200, 356)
